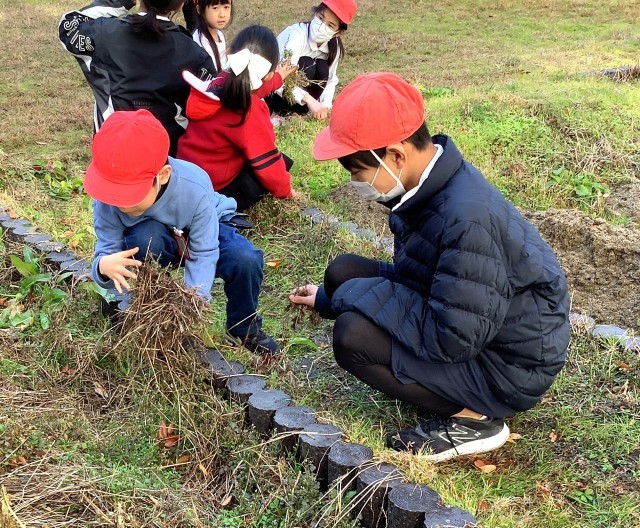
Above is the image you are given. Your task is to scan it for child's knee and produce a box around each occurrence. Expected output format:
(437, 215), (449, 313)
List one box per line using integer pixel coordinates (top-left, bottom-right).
(123, 220), (175, 263)
(227, 245), (264, 273)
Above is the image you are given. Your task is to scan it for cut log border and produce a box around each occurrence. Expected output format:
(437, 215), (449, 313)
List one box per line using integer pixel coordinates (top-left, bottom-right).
(3, 203), (635, 526)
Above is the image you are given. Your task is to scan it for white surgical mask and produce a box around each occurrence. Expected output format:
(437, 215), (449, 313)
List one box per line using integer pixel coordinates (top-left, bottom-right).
(350, 150), (406, 202)
(310, 16), (336, 44)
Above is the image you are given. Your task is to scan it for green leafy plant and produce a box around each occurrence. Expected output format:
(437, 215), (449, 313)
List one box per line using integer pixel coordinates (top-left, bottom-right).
(548, 167), (610, 206)
(418, 85), (454, 98)
(31, 159), (84, 200)
(2, 246), (69, 329)
(79, 281), (116, 303)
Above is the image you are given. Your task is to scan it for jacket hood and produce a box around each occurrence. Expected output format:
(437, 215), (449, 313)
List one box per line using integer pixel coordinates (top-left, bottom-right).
(186, 87), (222, 121)
(181, 70), (223, 121)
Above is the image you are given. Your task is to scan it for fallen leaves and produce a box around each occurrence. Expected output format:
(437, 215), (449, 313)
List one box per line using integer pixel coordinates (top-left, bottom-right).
(93, 381), (108, 399)
(198, 463), (209, 477)
(158, 420), (180, 449)
(265, 259), (283, 268)
(9, 456), (27, 468)
(473, 459), (497, 473)
(549, 430), (560, 443)
(506, 432), (522, 443)
(61, 364), (77, 375)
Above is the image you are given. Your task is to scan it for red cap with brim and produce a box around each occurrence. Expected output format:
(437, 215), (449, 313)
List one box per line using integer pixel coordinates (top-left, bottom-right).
(323, 0), (358, 24)
(313, 72), (425, 161)
(84, 109), (170, 207)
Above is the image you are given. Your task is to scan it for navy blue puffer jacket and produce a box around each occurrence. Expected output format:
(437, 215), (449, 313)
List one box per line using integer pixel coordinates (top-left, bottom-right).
(331, 135), (570, 411)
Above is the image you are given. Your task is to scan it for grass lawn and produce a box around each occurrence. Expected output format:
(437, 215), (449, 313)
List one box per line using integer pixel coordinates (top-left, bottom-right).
(1, 0), (639, 526)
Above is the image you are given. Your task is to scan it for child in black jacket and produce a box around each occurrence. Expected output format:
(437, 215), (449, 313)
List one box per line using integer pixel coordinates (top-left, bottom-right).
(59, 0), (217, 155)
(290, 73), (570, 461)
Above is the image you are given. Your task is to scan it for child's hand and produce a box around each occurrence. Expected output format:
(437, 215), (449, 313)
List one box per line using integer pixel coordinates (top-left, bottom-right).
(98, 247), (142, 293)
(276, 62), (298, 81)
(304, 96), (328, 120)
(289, 284), (318, 308)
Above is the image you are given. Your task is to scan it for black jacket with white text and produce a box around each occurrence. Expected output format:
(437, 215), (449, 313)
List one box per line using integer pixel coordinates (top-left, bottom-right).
(59, 0), (217, 154)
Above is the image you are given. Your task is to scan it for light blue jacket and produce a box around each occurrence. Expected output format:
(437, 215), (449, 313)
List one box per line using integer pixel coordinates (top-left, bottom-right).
(91, 157), (237, 299)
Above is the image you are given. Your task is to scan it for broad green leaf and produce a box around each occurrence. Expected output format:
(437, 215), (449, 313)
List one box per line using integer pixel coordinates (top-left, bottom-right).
(574, 184), (591, 197)
(23, 246), (37, 264)
(287, 337), (318, 350)
(10, 255), (39, 278)
(39, 311), (50, 330)
(20, 273), (52, 291)
(10, 309), (34, 328)
(56, 272), (74, 283)
(46, 287), (68, 302)
(78, 281), (114, 302)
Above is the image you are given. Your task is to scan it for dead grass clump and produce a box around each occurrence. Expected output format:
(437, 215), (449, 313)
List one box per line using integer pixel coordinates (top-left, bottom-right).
(602, 64), (640, 82)
(281, 52), (311, 106)
(0, 458), (214, 527)
(119, 262), (210, 357)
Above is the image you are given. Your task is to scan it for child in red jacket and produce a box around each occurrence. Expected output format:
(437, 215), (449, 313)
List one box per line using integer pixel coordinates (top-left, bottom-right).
(178, 25), (298, 211)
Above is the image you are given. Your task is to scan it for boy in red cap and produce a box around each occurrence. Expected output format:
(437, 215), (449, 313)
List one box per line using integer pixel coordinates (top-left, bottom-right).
(87, 109), (279, 355)
(289, 72), (570, 461)
(266, 0), (357, 120)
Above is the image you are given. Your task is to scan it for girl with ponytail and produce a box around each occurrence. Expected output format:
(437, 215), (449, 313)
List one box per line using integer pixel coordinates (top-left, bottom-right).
(177, 25), (298, 212)
(59, 0), (217, 155)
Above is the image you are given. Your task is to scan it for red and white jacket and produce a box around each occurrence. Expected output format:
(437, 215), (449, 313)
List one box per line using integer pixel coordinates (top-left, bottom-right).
(177, 73), (292, 198)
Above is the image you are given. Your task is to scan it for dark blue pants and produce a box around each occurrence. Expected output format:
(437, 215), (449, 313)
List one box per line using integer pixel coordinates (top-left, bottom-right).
(123, 219), (263, 336)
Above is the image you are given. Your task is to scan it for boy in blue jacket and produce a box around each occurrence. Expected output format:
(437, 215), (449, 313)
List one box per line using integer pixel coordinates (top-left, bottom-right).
(289, 73), (570, 461)
(86, 109), (278, 355)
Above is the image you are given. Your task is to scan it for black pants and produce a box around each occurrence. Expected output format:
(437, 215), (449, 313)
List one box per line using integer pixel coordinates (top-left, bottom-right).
(325, 254), (464, 417)
(266, 56), (330, 116)
(217, 154), (294, 212)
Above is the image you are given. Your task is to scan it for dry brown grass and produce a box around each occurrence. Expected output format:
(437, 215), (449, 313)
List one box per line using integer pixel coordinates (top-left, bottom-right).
(119, 262), (210, 356)
(604, 64), (640, 82)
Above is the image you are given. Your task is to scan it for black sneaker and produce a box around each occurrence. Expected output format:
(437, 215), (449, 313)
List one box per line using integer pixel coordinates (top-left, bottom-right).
(225, 329), (280, 356)
(386, 416), (510, 462)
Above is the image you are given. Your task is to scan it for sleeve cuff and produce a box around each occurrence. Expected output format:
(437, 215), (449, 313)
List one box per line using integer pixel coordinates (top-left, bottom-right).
(314, 283), (337, 319)
(293, 87), (308, 106)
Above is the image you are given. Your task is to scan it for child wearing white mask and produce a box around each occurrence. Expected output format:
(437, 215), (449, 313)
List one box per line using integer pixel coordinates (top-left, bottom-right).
(266, 0), (357, 120)
(289, 73), (570, 462)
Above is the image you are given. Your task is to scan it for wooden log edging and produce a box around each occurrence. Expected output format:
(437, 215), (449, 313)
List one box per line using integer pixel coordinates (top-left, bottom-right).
(328, 440), (374, 492)
(5, 204), (636, 526)
(273, 405), (316, 454)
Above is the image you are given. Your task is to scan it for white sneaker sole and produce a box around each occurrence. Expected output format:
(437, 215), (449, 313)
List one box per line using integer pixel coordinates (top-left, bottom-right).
(423, 423), (511, 462)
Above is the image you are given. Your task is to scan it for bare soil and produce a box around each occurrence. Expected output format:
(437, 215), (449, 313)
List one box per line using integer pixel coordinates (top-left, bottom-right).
(331, 183), (640, 333)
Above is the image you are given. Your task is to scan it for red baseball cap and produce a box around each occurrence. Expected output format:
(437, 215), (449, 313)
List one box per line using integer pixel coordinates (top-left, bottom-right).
(84, 110), (170, 207)
(313, 72), (425, 161)
(323, 0), (357, 24)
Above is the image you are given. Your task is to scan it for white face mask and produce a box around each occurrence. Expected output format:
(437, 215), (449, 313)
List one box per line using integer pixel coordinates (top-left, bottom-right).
(309, 16), (336, 44)
(350, 150), (406, 202)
